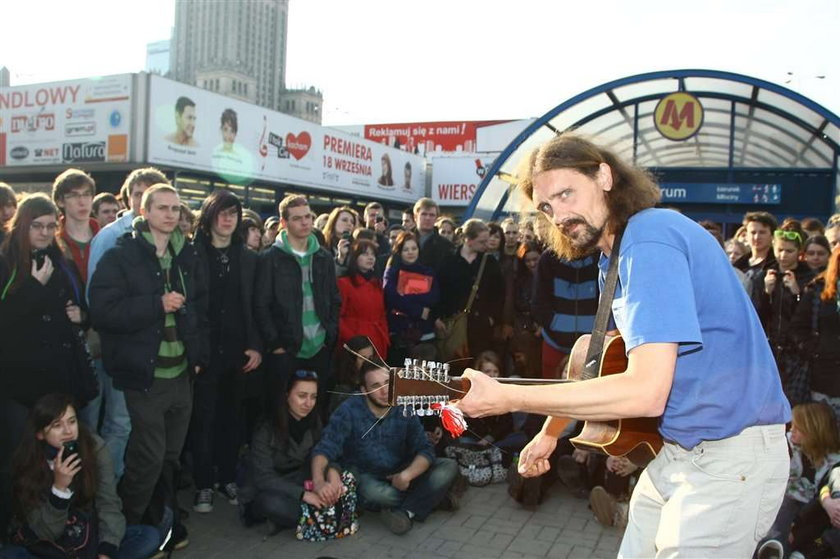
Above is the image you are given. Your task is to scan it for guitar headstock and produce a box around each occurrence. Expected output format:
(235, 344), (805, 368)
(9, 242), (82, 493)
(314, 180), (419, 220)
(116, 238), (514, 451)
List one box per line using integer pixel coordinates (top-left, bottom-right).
(388, 359), (463, 417)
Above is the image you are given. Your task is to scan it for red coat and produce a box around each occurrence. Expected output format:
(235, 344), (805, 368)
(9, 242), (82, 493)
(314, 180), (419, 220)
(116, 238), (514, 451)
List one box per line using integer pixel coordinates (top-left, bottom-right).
(337, 273), (390, 360)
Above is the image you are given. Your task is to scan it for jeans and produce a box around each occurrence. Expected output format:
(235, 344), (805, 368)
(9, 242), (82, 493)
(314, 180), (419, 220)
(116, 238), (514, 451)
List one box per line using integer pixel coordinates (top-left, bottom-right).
(120, 374), (192, 525)
(252, 469), (309, 529)
(190, 368), (244, 490)
(353, 457), (458, 521)
(79, 359), (132, 479)
(0, 524), (160, 559)
(618, 424), (789, 558)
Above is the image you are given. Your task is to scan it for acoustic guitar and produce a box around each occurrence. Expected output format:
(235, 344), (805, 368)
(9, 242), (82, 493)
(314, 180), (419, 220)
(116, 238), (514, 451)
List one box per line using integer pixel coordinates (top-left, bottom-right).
(388, 334), (662, 467)
(565, 333), (662, 467)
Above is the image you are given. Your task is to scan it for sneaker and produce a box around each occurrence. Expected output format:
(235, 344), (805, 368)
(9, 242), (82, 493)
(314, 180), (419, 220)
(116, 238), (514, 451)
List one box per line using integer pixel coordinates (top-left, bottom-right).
(589, 486), (617, 527)
(757, 539), (784, 559)
(193, 488), (214, 513)
(218, 482), (239, 505)
(381, 508), (413, 535)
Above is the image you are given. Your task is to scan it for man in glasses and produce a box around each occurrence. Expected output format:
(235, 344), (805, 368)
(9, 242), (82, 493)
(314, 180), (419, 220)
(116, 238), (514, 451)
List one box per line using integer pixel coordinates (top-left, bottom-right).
(52, 168), (99, 285)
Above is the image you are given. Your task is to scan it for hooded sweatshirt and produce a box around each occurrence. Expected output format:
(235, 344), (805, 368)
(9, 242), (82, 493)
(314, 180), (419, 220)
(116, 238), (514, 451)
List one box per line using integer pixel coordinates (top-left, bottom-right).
(135, 216), (188, 378)
(274, 229), (325, 359)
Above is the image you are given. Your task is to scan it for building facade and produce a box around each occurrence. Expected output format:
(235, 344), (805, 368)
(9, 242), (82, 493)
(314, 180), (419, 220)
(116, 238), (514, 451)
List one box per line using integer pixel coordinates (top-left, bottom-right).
(170, 0), (289, 111)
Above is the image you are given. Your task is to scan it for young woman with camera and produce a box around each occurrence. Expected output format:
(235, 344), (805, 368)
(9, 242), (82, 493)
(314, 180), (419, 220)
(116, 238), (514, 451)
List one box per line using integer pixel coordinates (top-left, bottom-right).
(5, 393), (159, 558)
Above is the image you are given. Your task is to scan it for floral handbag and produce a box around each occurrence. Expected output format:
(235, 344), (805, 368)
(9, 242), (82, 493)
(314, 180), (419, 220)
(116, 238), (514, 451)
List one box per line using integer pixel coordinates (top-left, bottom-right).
(295, 471), (359, 542)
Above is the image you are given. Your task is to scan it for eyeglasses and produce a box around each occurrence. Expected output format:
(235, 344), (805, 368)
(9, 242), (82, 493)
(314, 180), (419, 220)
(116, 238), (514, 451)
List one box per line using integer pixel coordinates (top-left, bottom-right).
(63, 191), (93, 201)
(773, 230), (803, 245)
(293, 370), (318, 381)
(30, 222), (58, 233)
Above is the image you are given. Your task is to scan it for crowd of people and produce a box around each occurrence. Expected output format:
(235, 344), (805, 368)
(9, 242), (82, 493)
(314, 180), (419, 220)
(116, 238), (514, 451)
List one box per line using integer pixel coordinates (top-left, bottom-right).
(0, 163), (839, 558)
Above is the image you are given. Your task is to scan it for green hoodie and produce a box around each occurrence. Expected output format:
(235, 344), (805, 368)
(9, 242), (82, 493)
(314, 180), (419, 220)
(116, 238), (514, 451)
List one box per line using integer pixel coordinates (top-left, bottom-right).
(274, 230), (325, 359)
(135, 216), (188, 378)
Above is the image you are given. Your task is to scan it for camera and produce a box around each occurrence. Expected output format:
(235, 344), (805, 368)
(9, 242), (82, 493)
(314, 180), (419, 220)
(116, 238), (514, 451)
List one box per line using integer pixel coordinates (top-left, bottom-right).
(62, 440), (79, 460)
(375, 215), (384, 223)
(342, 231), (351, 241)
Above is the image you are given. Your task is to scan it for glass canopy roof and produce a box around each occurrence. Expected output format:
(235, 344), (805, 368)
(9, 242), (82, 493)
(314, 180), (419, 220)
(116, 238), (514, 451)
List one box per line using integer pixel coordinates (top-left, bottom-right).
(467, 69), (840, 220)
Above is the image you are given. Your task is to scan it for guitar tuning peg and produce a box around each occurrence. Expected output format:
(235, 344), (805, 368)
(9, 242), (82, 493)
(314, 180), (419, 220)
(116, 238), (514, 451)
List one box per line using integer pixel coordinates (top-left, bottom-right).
(402, 406), (412, 417)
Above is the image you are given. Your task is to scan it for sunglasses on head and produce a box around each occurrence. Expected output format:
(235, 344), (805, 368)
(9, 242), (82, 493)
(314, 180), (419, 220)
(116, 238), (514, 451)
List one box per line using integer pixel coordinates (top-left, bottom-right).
(293, 370), (318, 381)
(774, 230), (803, 245)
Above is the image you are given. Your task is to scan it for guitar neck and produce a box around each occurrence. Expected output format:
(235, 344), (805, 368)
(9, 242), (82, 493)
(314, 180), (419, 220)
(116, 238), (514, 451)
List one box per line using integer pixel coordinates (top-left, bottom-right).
(388, 371), (571, 408)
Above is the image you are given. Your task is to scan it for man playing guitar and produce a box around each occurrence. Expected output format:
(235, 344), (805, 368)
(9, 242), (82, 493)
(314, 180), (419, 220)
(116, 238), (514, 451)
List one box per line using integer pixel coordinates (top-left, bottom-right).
(456, 134), (791, 557)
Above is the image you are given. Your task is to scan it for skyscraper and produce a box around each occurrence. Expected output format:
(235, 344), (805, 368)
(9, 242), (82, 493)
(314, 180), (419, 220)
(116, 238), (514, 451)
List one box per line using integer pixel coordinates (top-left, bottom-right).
(170, 0), (289, 111)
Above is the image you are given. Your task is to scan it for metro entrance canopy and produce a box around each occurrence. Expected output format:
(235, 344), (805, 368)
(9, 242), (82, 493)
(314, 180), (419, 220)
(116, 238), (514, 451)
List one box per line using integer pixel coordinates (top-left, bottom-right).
(465, 69), (840, 222)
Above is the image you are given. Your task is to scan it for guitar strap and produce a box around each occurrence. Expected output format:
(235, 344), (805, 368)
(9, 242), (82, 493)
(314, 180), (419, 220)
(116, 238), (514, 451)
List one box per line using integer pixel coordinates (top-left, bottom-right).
(582, 230), (623, 380)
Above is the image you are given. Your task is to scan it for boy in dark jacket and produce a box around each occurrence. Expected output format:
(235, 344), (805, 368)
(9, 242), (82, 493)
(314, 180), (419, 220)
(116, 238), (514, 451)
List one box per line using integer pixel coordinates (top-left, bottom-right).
(89, 184), (208, 530)
(254, 194), (341, 417)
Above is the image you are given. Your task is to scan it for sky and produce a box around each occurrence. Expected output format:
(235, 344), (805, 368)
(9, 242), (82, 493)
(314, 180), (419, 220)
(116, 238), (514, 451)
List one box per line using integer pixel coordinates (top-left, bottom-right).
(2, 0), (838, 126)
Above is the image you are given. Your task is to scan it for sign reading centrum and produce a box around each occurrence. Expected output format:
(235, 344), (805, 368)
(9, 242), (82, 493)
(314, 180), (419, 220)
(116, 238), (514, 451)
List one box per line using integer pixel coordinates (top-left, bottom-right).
(660, 183), (781, 205)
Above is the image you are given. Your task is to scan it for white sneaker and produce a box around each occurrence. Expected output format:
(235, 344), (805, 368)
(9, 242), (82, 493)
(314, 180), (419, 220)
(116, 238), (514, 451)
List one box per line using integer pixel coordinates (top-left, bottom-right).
(757, 539), (784, 559)
(193, 488), (214, 513)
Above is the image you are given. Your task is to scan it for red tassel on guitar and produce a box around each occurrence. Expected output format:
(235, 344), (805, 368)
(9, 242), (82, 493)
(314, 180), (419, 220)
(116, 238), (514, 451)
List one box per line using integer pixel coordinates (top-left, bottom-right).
(431, 402), (467, 437)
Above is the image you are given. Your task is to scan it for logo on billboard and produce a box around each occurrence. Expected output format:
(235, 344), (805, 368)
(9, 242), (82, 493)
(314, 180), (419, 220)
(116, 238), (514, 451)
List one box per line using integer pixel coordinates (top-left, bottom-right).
(10, 146), (29, 161)
(10, 112), (56, 134)
(33, 146), (61, 162)
(109, 110), (122, 128)
(286, 132), (311, 161)
(65, 121), (96, 137)
(474, 159), (487, 179)
(62, 142), (105, 163)
(654, 92), (703, 141)
(267, 133), (290, 159)
(66, 108), (95, 121)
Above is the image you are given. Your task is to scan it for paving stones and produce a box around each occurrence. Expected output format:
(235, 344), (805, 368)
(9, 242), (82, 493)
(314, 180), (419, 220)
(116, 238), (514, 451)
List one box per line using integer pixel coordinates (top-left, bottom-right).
(177, 480), (623, 558)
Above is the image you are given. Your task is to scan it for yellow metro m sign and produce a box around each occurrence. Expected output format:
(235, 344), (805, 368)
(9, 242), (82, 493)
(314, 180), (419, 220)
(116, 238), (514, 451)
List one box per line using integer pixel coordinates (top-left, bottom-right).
(654, 92), (704, 141)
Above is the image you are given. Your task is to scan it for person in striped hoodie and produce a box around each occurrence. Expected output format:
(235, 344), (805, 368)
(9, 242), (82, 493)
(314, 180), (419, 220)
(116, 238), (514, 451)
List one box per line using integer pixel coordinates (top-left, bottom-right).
(255, 195), (341, 419)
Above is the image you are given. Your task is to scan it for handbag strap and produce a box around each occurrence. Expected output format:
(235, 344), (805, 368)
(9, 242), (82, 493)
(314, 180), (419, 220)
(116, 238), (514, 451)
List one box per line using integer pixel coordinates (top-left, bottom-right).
(464, 253), (489, 314)
(582, 231), (623, 381)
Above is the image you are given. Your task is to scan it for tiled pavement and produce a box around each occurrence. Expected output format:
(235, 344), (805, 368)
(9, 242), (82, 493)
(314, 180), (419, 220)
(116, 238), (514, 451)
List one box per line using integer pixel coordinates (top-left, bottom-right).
(177, 479), (623, 558)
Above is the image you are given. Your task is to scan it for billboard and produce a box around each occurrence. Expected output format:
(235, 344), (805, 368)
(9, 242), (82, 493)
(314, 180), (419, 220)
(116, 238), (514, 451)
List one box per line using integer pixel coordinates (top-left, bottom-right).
(148, 76), (425, 203)
(430, 154), (496, 206)
(0, 74), (132, 167)
(364, 120), (509, 155)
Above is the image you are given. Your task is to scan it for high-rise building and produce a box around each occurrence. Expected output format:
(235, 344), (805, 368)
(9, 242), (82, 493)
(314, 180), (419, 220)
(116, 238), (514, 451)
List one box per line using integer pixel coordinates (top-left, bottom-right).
(146, 40), (171, 76)
(171, 0), (290, 112)
(0, 67), (10, 88)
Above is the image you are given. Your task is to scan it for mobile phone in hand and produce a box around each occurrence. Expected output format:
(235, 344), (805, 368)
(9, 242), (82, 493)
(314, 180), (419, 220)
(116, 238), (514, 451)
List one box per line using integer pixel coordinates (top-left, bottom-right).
(62, 440), (79, 460)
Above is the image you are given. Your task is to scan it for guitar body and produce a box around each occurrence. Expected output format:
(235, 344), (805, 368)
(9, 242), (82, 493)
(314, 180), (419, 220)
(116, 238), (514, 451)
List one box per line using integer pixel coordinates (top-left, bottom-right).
(567, 334), (663, 467)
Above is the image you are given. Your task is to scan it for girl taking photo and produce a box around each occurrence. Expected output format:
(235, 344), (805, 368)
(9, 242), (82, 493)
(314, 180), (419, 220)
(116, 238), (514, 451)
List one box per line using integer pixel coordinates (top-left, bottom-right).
(7, 393), (159, 558)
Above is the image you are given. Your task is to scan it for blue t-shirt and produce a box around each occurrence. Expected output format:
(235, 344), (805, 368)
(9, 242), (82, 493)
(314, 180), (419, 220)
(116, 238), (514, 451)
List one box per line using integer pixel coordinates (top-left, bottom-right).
(599, 208), (790, 448)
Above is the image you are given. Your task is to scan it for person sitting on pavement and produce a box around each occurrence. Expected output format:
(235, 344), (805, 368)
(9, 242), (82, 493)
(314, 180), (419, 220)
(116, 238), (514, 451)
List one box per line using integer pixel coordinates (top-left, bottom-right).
(310, 359), (458, 535)
(238, 370), (352, 533)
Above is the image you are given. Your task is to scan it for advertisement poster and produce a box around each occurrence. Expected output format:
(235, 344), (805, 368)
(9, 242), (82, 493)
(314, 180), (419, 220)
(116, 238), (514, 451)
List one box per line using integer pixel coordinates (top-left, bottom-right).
(364, 120), (509, 155)
(0, 74), (132, 167)
(430, 154), (496, 207)
(148, 75), (425, 203)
